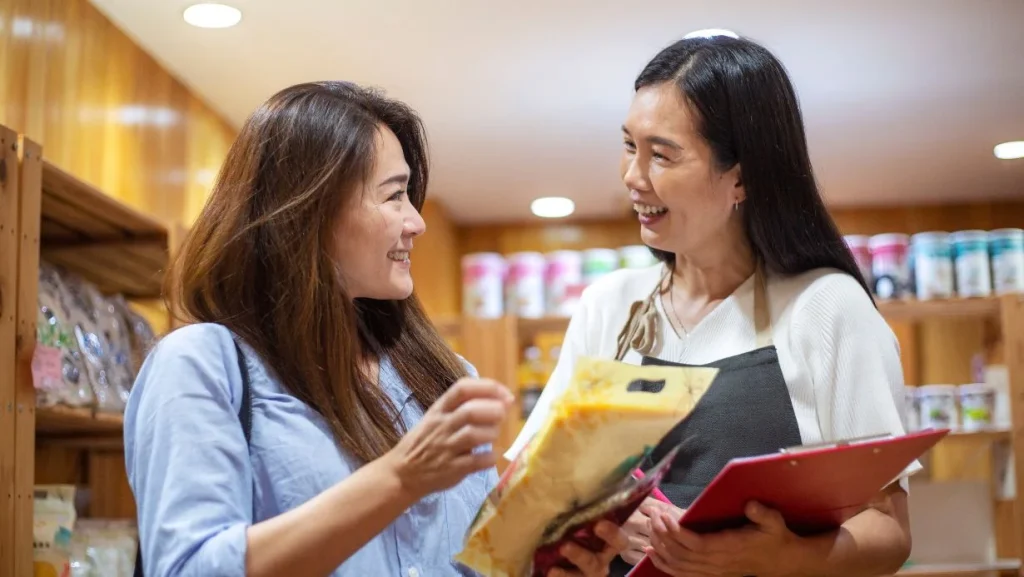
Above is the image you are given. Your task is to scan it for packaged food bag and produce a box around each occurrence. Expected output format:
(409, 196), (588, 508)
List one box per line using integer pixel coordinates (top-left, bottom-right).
(455, 357), (718, 577)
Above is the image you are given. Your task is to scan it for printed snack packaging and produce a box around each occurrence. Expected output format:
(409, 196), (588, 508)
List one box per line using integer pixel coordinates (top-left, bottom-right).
(455, 357), (717, 577)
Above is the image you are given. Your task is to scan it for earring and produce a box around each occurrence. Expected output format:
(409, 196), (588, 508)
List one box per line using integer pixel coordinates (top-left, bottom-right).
(733, 201), (740, 212)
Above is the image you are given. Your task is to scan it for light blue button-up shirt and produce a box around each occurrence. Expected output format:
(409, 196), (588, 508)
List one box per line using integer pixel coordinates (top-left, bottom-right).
(124, 323), (497, 577)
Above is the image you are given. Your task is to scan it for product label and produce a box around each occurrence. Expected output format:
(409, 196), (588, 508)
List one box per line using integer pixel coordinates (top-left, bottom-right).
(31, 345), (64, 391)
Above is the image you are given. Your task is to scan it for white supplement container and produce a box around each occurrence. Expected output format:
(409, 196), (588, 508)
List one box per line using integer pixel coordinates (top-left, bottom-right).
(989, 228), (1024, 295)
(868, 233), (911, 299)
(504, 252), (547, 318)
(903, 386), (920, 433)
(545, 250), (583, 317)
(582, 248), (620, 286)
(619, 245), (656, 269)
(951, 230), (992, 297)
(958, 383), (996, 432)
(844, 235), (873, 286)
(461, 253), (505, 318)
(910, 232), (954, 300)
(917, 384), (959, 431)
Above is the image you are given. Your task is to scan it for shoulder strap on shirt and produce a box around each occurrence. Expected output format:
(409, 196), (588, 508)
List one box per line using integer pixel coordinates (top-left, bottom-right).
(133, 337), (253, 577)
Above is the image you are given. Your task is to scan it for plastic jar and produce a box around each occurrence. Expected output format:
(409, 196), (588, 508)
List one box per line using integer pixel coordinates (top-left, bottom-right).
(461, 253), (506, 318)
(910, 232), (954, 300)
(868, 233), (911, 299)
(951, 230), (992, 297)
(844, 235), (873, 286)
(988, 228), (1024, 295)
(618, 245), (657, 269)
(917, 384), (958, 431)
(958, 383), (996, 432)
(545, 250), (583, 317)
(504, 252), (547, 318)
(903, 386), (920, 433)
(582, 248), (620, 285)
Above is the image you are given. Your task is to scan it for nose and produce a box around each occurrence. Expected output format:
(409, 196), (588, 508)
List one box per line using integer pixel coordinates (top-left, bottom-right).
(404, 208), (426, 238)
(622, 154), (649, 194)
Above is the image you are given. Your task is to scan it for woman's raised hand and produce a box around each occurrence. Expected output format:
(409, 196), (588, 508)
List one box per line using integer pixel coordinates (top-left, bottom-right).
(384, 377), (514, 497)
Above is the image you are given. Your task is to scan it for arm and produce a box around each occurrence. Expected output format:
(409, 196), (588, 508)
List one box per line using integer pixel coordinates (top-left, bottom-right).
(789, 273), (917, 576)
(124, 326), (418, 577)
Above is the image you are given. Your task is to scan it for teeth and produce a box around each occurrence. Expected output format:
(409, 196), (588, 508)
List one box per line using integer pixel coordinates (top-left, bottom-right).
(387, 251), (410, 262)
(633, 203), (668, 216)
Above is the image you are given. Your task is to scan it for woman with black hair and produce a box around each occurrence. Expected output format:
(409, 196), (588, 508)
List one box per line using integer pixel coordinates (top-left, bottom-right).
(506, 34), (916, 577)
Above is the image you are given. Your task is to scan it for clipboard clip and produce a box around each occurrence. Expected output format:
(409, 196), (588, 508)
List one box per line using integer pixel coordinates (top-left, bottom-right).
(778, 432), (895, 454)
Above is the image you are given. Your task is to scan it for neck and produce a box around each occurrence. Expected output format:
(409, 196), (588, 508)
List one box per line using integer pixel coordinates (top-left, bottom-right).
(670, 232), (756, 301)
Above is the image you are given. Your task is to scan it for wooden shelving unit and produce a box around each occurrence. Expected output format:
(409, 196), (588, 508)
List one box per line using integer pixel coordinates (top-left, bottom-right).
(0, 124), (170, 575)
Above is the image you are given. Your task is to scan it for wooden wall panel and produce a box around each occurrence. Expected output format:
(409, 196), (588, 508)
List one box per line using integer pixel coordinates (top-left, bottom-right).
(0, 0), (236, 230)
(413, 199), (462, 318)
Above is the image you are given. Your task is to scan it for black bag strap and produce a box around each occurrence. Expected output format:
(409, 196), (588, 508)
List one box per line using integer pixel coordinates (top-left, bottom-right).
(133, 338), (253, 576)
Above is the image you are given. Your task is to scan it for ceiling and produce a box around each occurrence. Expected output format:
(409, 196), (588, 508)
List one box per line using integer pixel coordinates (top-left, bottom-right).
(89, 0), (1024, 224)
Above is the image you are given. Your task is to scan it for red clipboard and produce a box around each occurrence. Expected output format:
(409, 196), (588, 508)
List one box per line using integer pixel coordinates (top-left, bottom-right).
(627, 428), (948, 576)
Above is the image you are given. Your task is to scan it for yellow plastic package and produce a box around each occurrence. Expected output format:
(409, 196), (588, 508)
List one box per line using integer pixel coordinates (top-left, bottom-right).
(455, 357), (718, 577)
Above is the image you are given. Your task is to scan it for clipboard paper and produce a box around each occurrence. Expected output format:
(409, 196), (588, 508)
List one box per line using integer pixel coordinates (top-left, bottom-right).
(454, 357), (718, 577)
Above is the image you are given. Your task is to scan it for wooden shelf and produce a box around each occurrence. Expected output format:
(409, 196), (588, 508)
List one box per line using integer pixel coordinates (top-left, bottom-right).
(896, 559), (1020, 576)
(40, 160), (169, 298)
(35, 406), (123, 436)
(517, 316), (571, 342)
(878, 297), (1002, 322)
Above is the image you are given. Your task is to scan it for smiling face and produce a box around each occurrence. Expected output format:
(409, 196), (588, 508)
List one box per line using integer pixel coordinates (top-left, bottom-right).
(334, 124), (426, 300)
(620, 82), (745, 258)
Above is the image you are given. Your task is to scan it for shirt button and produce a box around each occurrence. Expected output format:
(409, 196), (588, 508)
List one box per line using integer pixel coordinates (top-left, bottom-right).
(408, 568), (420, 577)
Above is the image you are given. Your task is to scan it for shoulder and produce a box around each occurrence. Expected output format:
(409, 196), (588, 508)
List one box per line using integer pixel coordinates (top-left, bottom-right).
(131, 323), (243, 406)
(769, 268), (884, 335)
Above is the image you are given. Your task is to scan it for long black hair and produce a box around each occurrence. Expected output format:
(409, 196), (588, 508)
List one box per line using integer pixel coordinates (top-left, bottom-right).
(635, 35), (873, 299)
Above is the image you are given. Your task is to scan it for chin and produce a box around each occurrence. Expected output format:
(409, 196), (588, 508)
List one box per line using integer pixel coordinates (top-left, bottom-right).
(640, 228), (672, 253)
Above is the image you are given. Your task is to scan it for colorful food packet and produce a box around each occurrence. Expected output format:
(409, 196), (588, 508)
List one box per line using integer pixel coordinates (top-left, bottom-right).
(455, 357), (717, 577)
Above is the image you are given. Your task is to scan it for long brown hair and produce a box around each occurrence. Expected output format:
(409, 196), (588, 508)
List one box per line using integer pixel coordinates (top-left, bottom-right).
(166, 81), (468, 463)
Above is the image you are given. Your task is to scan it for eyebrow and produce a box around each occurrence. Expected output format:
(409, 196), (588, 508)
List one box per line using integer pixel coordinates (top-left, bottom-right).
(621, 126), (683, 151)
(378, 172), (410, 188)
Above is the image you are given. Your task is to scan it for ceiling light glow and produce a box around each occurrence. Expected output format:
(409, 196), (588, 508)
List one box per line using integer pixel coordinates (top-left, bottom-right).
(994, 141), (1024, 160)
(183, 3), (242, 29)
(684, 28), (739, 40)
(530, 196), (575, 218)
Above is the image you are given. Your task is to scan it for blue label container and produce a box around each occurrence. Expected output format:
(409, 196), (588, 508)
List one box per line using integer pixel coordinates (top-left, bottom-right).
(989, 228), (1024, 294)
(951, 230), (992, 297)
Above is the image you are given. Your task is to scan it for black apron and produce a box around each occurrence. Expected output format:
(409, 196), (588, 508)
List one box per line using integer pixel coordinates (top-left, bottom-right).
(609, 267), (803, 577)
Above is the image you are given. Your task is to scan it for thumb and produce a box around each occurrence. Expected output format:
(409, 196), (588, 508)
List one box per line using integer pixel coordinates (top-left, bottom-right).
(745, 501), (786, 533)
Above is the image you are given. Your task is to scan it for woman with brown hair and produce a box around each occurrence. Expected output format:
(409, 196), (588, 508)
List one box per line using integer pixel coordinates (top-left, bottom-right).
(124, 81), (625, 577)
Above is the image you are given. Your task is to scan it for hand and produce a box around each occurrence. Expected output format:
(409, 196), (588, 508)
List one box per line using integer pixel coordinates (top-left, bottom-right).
(646, 501), (800, 577)
(384, 378), (514, 498)
(548, 521), (629, 577)
(620, 498), (685, 565)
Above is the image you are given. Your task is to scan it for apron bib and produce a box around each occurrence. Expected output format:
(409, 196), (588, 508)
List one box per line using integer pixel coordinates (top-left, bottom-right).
(609, 265), (802, 577)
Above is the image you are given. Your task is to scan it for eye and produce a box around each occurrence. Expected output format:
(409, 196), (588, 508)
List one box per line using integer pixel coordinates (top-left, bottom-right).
(653, 152), (669, 162)
(388, 190), (406, 202)
(623, 139), (637, 153)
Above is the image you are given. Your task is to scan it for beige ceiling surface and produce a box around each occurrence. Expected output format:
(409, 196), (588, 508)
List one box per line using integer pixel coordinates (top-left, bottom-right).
(89, 0), (1024, 223)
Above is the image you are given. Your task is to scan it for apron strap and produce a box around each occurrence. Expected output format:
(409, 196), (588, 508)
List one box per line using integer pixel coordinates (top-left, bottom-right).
(753, 262), (773, 348)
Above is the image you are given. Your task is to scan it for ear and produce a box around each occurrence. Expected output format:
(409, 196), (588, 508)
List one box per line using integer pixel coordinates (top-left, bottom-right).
(726, 163), (745, 204)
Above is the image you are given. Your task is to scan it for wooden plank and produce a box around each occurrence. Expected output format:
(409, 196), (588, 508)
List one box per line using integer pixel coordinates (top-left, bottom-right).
(879, 298), (1002, 322)
(88, 450), (136, 519)
(895, 559), (1020, 576)
(0, 124), (20, 577)
(36, 406), (123, 435)
(14, 136), (41, 577)
(41, 159), (167, 239)
(1000, 294), (1024, 556)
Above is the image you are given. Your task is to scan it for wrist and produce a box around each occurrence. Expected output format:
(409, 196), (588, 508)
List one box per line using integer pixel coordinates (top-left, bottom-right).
(373, 451), (422, 508)
(782, 532), (835, 577)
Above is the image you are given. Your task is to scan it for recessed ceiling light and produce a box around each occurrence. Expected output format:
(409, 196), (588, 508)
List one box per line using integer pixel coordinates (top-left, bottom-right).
(183, 3), (242, 29)
(684, 28), (739, 40)
(994, 141), (1024, 160)
(530, 196), (575, 218)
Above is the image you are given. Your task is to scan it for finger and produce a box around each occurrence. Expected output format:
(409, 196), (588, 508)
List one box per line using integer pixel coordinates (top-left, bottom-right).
(620, 548), (645, 565)
(646, 547), (720, 577)
(649, 525), (691, 566)
(448, 423), (502, 452)
(658, 512), (704, 552)
(560, 542), (604, 577)
(595, 520), (629, 553)
(449, 450), (497, 477)
(449, 398), (510, 428)
(439, 379), (514, 412)
(745, 501), (786, 533)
